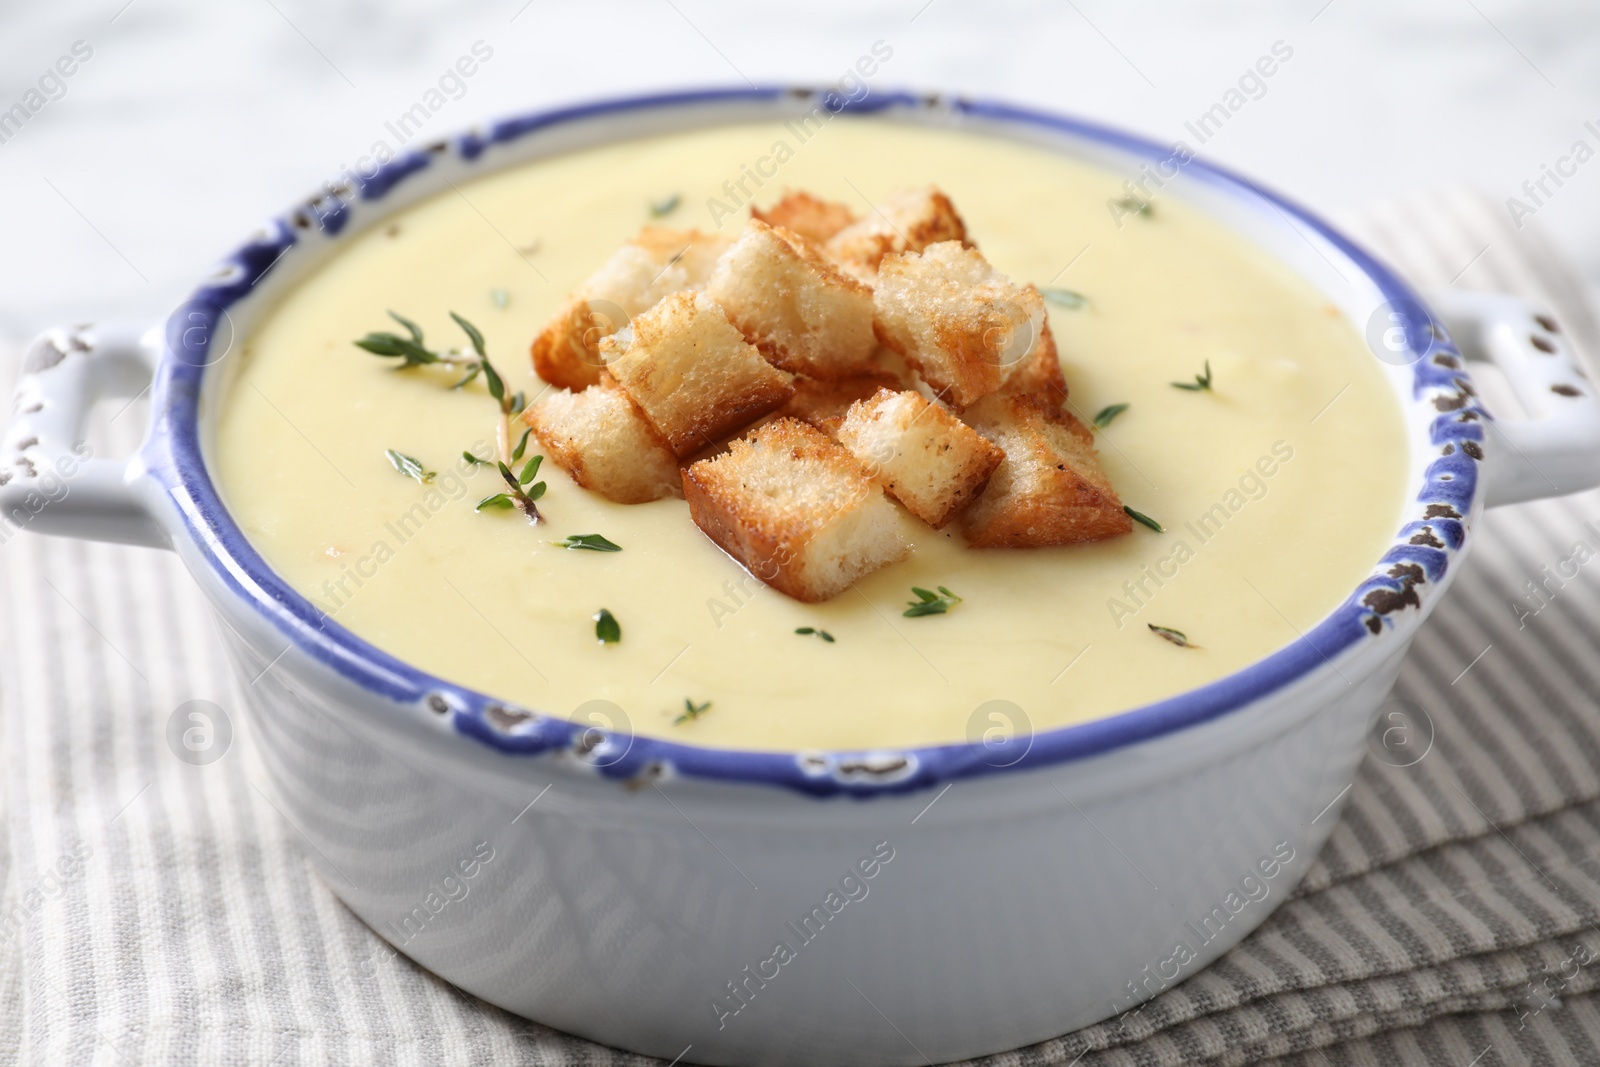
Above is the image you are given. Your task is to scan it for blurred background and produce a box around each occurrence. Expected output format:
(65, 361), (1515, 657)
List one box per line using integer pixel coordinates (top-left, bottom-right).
(1, 0), (1598, 342)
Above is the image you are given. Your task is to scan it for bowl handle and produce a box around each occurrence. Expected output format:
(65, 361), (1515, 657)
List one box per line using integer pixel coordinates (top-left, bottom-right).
(1427, 289), (1600, 508)
(0, 322), (167, 548)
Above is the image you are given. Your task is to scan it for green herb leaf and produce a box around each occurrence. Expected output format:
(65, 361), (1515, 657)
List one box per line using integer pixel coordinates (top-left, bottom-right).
(903, 585), (963, 618)
(650, 193), (681, 217)
(1148, 624), (1198, 649)
(554, 533), (622, 552)
(673, 697), (711, 725)
(518, 455), (543, 486)
(475, 493), (515, 511)
(795, 626), (835, 643)
(385, 448), (434, 484)
(511, 428), (531, 463)
(1092, 402), (1129, 429)
(1041, 288), (1089, 309)
(510, 390), (527, 417)
(1171, 360), (1213, 392)
(526, 481), (547, 501)
(388, 310), (425, 343)
(450, 311), (486, 358)
(1124, 506), (1164, 533)
(462, 450), (490, 467)
(593, 607), (621, 645)
(1115, 196), (1153, 217)
(451, 364), (481, 389)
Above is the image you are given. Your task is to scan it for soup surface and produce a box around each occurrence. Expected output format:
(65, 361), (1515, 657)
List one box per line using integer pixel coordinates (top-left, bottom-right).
(214, 119), (1408, 751)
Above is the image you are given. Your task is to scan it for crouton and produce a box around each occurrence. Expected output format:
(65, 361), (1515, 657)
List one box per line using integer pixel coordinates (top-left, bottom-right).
(705, 220), (878, 379)
(1001, 315), (1068, 407)
(683, 418), (910, 602)
(824, 186), (971, 279)
(751, 191), (858, 245)
(780, 370), (906, 436)
(874, 242), (1047, 408)
(531, 228), (728, 391)
(601, 291), (794, 457)
(523, 374), (681, 505)
(960, 394), (1131, 548)
(836, 389), (1005, 529)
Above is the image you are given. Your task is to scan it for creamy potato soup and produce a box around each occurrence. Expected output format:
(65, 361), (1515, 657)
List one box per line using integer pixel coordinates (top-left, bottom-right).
(214, 120), (1408, 751)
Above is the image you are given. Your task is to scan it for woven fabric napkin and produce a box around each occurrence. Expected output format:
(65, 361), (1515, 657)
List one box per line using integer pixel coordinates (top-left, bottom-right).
(3, 188), (1600, 1067)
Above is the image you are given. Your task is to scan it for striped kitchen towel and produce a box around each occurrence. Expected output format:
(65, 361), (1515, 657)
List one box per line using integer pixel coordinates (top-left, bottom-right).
(2, 187), (1599, 1066)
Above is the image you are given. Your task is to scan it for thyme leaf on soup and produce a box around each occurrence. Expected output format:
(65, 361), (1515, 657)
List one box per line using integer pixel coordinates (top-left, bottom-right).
(554, 533), (621, 552)
(355, 310), (548, 522)
(385, 449), (435, 484)
(1148, 624), (1199, 649)
(1123, 506), (1164, 533)
(475, 493), (515, 511)
(1171, 360), (1213, 392)
(674, 697), (711, 725)
(650, 193), (682, 217)
(494, 460), (545, 523)
(1092, 402), (1129, 429)
(904, 585), (963, 618)
(593, 607), (621, 644)
(795, 626), (835, 643)
(1041, 287), (1089, 309)
(1115, 195), (1153, 217)
(462, 450), (490, 468)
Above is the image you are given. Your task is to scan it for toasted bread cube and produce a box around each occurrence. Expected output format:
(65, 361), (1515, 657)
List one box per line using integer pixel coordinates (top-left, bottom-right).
(601, 291), (793, 457)
(705, 220), (878, 379)
(874, 242), (1047, 408)
(524, 375), (681, 504)
(751, 192), (858, 245)
(531, 228), (728, 391)
(682, 418), (910, 602)
(836, 389), (1005, 529)
(1001, 316), (1069, 407)
(825, 186), (971, 279)
(780, 370), (907, 436)
(960, 394), (1131, 548)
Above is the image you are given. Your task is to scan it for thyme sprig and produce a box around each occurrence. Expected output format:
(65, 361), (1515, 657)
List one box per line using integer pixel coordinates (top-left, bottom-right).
(904, 586), (963, 618)
(1171, 360), (1213, 392)
(1092, 403), (1129, 429)
(673, 698), (711, 725)
(795, 626), (835, 643)
(475, 459), (546, 522)
(356, 310), (546, 522)
(385, 449), (434, 484)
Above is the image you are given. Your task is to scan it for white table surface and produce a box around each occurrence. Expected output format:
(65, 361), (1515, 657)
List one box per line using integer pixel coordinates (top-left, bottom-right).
(1, 0), (1598, 344)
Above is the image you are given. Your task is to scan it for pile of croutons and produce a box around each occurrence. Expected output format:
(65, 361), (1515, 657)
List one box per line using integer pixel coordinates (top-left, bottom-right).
(525, 187), (1131, 603)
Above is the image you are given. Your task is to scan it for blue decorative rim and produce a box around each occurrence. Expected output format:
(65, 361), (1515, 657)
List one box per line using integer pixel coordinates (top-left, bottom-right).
(142, 87), (1485, 797)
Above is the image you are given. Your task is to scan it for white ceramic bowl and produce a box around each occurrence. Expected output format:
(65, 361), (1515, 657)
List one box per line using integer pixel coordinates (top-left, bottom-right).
(6, 89), (1599, 1066)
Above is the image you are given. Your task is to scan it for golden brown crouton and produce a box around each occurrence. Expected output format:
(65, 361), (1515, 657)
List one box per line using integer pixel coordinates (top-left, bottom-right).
(1001, 315), (1069, 407)
(531, 228), (728, 391)
(682, 418), (909, 603)
(523, 374), (681, 504)
(960, 394), (1131, 548)
(824, 186), (971, 279)
(873, 242), (1047, 408)
(836, 389), (1005, 529)
(779, 370), (907, 436)
(751, 192), (858, 245)
(601, 291), (794, 457)
(705, 220), (878, 379)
